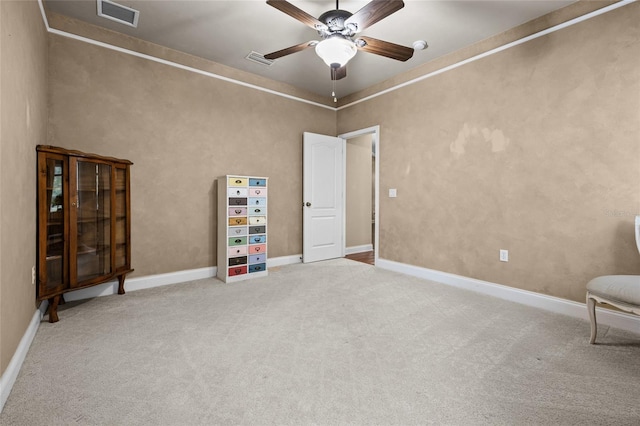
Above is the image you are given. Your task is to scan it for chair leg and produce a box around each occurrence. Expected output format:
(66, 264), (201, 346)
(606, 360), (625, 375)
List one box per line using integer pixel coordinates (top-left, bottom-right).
(587, 292), (597, 344)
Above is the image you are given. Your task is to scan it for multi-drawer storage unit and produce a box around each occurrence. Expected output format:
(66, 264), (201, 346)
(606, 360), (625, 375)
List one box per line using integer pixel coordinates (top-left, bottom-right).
(217, 175), (268, 283)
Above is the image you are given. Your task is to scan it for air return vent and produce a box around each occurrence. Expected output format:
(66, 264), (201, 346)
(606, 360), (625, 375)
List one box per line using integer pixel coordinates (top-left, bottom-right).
(245, 51), (275, 67)
(97, 0), (140, 28)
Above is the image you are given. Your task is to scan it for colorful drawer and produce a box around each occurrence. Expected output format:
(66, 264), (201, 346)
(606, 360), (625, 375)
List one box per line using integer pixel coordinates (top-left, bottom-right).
(218, 175), (268, 283)
(249, 216), (266, 225)
(228, 266), (247, 276)
(229, 226), (247, 237)
(248, 207), (265, 216)
(249, 253), (266, 264)
(228, 246), (248, 256)
(228, 217), (247, 226)
(249, 226), (266, 234)
(228, 188), (248, 197)
(229, 207), (247, 216)
(249, 188), (267, 196)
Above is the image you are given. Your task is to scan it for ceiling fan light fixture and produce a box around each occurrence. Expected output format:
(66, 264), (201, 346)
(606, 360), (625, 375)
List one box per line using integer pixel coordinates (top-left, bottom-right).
(315, 36), (357, 68)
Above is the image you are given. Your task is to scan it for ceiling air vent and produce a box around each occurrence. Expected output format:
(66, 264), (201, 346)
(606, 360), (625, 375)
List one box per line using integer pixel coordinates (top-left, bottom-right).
(245, 51), (275, 67)
(97, 0), (140, 28)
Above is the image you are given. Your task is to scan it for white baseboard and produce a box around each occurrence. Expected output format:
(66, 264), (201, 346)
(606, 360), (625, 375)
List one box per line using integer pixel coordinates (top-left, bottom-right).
(377, 258), (640, 335)
(0, 302), (48, 413)
(46, 253), (303, 303)
(268, 254), (302, 268)
(345, 244), (373, 255)
(63, 266), (218, 302)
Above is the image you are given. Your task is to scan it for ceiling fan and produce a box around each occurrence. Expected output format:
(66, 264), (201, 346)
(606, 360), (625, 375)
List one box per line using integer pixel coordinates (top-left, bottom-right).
(264, 0), (414, 82)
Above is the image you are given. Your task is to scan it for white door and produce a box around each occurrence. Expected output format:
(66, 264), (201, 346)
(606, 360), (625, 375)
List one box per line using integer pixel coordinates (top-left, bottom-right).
(303, 132), (344, 263)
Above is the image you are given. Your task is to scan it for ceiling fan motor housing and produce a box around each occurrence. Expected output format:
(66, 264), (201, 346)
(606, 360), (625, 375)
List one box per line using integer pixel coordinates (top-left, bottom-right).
(317, 9), (356, 38)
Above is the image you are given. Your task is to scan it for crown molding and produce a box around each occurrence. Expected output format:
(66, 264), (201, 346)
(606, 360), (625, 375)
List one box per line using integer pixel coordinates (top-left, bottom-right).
(37, 0), (635, 113)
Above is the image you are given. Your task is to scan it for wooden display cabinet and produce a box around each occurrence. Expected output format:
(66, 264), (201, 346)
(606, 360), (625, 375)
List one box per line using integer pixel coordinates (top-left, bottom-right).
(36, 145), (133, 322)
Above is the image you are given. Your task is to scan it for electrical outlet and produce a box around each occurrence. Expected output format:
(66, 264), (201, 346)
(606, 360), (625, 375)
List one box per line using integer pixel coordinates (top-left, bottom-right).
(499, 250), (509, 262)
(31, 266), (36, 285)
(389, 188), (397, 198)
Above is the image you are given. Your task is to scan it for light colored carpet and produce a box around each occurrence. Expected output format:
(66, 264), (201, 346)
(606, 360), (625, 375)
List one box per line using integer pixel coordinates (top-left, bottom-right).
(2, 258), (639, 425)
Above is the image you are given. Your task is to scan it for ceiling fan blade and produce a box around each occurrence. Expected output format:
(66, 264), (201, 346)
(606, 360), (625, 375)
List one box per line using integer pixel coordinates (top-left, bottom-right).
(331, 65), (347, 81)
(266, 0), (328, 31)
(344, 0), (404, 33)
(264, 41), (317, 60)
(356, 36), (413, 61)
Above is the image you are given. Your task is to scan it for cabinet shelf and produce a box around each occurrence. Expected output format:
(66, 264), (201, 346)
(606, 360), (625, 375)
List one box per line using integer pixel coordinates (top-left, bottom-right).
(76, 216), (109, 223)
(77, 187), (111, 192)
(37, 145), (133, 323)
(77, 246), (104, 256)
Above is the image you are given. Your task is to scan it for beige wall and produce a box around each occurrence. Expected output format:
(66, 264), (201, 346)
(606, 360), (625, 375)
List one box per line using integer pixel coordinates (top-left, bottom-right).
(346, 135), (373, 248)
(338, 2), (640, 303)
(47, 31), (336, 278)
(0, 1), (48, 374)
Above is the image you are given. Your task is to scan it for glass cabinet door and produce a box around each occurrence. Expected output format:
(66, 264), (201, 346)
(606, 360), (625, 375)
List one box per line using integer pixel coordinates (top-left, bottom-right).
(114, 166), (128, 269)
(75, 160), (112, 283)
(42, 157), (65, 293)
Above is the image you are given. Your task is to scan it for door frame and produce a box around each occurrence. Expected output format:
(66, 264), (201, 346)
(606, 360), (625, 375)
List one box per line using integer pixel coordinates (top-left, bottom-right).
(338, 125), (380, 265)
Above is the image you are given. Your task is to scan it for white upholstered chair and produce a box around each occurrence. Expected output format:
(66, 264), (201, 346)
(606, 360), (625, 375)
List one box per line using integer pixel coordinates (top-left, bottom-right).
(586, 215), (640, 344)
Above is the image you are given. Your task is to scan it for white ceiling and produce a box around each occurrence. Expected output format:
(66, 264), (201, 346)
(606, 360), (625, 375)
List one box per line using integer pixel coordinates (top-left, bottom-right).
(44, 0), (575, 99)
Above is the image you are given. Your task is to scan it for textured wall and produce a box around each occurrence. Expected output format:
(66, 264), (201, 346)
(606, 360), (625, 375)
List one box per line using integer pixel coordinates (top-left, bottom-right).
(338, 2), (640, 303)
(0, 0), (48, 374)
(346, 135), (373, 248)
(47, 33), (336, 277)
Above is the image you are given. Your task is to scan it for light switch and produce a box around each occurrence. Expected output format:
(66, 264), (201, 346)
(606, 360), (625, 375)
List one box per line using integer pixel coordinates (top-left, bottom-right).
(389, 188), (397, 198)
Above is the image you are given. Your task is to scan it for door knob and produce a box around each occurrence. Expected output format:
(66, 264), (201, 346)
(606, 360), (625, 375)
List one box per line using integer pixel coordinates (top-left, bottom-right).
(305, 202), (311, 207)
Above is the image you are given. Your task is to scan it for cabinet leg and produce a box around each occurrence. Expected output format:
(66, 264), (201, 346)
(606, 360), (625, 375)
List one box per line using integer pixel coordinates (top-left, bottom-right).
(118, 275), (126, 295)
(48, 296), (60, 323)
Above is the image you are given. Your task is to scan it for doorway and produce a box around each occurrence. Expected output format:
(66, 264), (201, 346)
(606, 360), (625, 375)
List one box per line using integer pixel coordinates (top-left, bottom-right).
(340, 126), (379, 265)
(301, 127), (379, 265)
